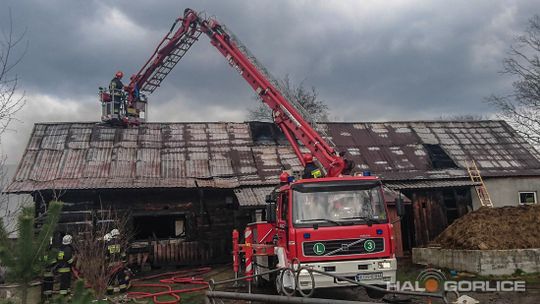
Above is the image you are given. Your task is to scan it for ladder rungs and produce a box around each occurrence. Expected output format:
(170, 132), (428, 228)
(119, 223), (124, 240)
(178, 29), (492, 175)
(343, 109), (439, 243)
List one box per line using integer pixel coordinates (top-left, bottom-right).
(468, 159), (493, 208)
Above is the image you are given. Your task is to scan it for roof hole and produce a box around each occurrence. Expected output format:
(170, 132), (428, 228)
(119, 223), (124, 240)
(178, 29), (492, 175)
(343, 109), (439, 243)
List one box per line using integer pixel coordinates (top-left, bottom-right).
(423, 144), (457, 169)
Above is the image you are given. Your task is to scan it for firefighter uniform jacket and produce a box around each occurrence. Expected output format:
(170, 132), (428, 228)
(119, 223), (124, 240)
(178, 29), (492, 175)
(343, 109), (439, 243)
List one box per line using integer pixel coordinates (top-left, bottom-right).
(303, 162), (322, 179)
(106, 238), (126, 263)
(57, 245), (74, 273)
(109, 77), (124, 94)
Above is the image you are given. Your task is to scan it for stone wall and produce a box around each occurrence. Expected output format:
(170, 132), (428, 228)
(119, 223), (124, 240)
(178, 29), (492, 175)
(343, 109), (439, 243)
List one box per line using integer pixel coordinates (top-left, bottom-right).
(413, 247), (540, 275)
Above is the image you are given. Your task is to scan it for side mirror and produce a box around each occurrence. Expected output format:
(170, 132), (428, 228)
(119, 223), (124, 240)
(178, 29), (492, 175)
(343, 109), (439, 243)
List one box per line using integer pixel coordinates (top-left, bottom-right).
(266, 202), (277, 223)
(265, 194), (278, 223)
(395, 196), (405, 217)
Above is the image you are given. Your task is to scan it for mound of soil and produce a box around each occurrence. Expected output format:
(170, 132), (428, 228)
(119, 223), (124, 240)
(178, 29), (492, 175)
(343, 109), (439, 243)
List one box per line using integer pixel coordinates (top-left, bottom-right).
(432, 205), (540, 250)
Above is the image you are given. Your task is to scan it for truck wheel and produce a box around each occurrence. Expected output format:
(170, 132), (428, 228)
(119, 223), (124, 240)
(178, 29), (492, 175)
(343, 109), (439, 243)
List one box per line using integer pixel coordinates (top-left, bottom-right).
(274, 272), (283, 295)
(279, 268), (297, 296)
(365, 285), (387, 299)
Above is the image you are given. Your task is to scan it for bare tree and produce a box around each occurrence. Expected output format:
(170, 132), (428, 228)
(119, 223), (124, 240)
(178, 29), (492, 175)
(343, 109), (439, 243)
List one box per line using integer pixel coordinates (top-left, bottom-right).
(247, 75), (329, 122)
(72, 209), (132, 299)
(486, 15), (540, 144)
(0, 8), (28, 238)
(0, 8), (27, 136)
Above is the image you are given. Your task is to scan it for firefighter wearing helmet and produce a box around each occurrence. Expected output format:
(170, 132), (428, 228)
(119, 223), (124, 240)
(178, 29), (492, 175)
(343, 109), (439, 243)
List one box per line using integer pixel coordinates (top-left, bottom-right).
(57, 234), (74, 296)
(302, 153), (323, 179)
(105, 228), (130, 294)
(109, 71), (125, 116)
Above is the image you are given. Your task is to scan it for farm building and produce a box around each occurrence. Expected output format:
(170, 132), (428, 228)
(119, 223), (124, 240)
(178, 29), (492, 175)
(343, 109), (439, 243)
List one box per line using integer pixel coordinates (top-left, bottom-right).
(5, 120), (540, 264)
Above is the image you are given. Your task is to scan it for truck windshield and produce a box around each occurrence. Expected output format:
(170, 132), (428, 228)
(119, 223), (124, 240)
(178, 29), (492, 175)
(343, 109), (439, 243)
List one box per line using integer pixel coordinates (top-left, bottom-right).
(292, 182), (387, 227)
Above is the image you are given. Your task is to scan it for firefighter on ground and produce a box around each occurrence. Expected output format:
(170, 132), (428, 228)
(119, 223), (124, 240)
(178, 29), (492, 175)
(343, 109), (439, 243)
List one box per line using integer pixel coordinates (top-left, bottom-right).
(302, 153), (323, 179)
(109, 71), (125, 115)
(105, 229), (130, 294)
(41, 231), (62, 302)
(57, 234), (74, 296)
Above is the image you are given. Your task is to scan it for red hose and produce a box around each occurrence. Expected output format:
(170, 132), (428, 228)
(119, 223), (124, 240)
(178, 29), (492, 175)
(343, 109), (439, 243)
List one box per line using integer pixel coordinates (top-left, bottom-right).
(127, 267), (212, 304)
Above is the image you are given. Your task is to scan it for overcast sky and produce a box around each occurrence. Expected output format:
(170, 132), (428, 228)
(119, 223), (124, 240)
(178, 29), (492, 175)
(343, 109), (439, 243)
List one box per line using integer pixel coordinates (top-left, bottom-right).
(0, 0), (538, 164)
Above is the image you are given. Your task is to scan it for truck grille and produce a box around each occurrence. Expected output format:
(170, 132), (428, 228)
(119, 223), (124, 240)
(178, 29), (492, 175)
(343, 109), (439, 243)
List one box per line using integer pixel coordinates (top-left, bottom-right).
(303, 238), (384, 256)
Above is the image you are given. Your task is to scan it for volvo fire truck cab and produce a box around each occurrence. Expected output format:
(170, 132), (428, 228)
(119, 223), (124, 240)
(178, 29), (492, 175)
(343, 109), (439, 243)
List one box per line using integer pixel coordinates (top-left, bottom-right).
(251, 176), (397, 291)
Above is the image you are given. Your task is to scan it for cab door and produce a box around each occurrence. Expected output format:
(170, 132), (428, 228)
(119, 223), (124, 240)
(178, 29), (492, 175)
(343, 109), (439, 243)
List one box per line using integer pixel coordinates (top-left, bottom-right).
(276, 191), (289, 248)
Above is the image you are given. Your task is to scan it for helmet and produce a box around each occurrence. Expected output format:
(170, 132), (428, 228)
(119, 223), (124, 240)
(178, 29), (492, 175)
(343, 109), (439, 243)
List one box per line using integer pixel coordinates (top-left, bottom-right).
(279, 171), (290, 183)
(303, 153), (314, 163)
(115, 71), (124, 79)
(62, 234), (73, 245)
(103, 233), (111, 242)
(110, 229), (120, 237)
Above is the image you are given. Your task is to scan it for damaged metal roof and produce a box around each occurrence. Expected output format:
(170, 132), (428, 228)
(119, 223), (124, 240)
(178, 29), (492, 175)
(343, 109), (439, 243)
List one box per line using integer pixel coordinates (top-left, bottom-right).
(234, 186), (276, 207)
(6, 120), (540, 193)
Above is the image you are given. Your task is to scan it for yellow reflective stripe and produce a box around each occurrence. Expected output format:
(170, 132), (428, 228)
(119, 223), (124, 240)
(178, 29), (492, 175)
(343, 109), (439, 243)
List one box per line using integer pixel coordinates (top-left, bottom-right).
(67, 258), (74, 264)
(108, 244), (121, 253)
(57, 251), (65, 260)
(311, 169), (322, 178)
(58, 267), (71, 273)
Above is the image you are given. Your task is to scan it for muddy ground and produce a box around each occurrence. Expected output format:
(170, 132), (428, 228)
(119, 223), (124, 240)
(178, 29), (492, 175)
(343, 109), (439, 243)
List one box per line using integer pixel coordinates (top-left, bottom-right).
(136, 258), (540, 304)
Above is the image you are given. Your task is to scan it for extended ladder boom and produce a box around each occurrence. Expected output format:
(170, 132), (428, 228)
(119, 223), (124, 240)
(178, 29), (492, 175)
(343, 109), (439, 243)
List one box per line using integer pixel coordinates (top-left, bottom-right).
(125, 9), (201, 104)
(126, 8), (346, 176)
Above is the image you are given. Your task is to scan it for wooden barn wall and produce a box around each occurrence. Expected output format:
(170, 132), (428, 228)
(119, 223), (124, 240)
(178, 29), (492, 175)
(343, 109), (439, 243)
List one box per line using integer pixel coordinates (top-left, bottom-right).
(33, 188), (248, 265)
(403, 187), (472, 247)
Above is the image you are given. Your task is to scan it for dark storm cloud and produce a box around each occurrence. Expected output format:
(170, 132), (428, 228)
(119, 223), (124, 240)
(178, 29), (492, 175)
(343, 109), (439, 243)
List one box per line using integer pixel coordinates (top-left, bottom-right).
(1, 0), (539, 162)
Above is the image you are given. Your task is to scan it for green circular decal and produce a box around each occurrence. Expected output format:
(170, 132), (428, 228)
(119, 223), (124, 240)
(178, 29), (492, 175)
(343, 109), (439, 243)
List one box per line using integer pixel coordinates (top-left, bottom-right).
(313, 243), (326, 255)
(364, 240), (376, 252)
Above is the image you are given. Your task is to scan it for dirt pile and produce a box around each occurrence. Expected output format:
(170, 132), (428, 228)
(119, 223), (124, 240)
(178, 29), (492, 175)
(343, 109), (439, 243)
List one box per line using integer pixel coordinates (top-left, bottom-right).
(432, 205), (540, 250)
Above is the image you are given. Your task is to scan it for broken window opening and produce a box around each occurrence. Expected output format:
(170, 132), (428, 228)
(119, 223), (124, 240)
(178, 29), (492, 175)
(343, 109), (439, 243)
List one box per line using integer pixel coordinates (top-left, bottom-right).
(133, 214), (187, 240)
(423, 144), (457, 169)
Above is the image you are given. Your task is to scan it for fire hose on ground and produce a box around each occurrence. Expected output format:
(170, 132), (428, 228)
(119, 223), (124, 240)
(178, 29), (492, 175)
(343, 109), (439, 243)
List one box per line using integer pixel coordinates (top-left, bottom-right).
(127, 267), (212, 304)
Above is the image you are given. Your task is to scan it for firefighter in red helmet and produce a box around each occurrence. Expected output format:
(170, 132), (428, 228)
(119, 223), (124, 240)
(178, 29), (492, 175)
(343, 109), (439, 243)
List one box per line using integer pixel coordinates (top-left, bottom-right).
(302, 153), (323, 179)
(109, 71), (125, 116)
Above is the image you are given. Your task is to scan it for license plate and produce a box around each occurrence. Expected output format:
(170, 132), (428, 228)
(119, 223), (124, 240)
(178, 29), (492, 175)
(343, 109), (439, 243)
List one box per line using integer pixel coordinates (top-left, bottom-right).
(356, 272), (383, 281)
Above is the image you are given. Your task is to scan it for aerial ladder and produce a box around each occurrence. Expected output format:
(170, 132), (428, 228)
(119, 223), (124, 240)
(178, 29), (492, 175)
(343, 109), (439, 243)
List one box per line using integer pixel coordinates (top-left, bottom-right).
(100, 8), (345, 176)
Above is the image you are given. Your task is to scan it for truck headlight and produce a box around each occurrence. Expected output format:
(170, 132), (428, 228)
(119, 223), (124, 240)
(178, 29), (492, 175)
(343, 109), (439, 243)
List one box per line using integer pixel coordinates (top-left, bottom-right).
(378, 261), (392, 269)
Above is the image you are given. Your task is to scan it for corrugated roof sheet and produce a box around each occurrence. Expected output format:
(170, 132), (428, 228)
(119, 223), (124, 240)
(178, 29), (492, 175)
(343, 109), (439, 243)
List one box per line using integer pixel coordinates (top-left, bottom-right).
(384, 180), (480, 190)
(234, 187), (276, 207)
(6, 120), (540, 193)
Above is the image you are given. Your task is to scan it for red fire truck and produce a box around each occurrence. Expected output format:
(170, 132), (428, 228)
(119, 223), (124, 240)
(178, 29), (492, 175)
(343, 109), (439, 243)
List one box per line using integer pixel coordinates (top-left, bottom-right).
(99, 8), (401, 296)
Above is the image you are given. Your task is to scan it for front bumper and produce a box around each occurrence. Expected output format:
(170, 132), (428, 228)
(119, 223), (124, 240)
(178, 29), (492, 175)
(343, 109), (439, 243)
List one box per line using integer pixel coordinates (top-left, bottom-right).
(297, 258), (397, 289)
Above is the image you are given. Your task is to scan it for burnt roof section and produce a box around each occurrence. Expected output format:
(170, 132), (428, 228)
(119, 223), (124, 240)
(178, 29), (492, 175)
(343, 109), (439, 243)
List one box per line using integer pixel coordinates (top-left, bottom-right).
(6, 120), (540, 193)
